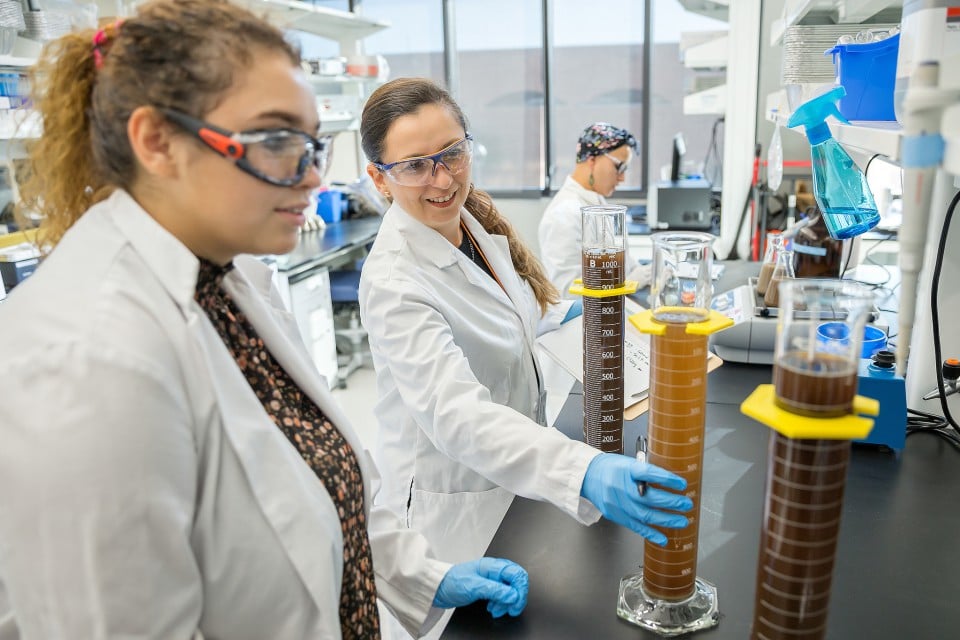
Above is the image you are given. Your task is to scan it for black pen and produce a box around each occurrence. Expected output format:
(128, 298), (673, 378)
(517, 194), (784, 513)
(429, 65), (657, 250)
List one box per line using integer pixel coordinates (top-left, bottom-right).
(636, 435), (648, 496)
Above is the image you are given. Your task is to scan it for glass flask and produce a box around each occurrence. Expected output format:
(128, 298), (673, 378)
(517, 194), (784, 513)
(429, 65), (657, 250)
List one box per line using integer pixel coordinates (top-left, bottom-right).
(756, 234), (784, 296)
(762, 244), (796, 308)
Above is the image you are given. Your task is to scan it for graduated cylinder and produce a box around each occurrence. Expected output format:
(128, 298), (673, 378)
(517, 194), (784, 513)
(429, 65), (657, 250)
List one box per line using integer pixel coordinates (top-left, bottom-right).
(742, 280), (878, 640)
(643, 325), (708, 600)
(618, 232), (731, 637)
(580, 205), (628, 453)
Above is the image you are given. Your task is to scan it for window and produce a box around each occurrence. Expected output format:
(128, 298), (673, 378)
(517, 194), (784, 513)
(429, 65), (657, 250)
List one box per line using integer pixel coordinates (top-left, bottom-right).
(453, 0), (545, 192)
(360, 0), (445, 83)
(550, 0), (647, 193)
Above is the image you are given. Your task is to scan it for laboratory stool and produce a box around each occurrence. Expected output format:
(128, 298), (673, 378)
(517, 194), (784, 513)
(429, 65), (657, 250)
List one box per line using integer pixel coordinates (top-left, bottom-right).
(328, 269), (370, 389)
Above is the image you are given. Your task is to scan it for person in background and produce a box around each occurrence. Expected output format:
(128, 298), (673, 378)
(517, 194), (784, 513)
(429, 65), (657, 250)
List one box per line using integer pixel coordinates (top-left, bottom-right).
(358, 78), (692, 627)
(539, 122), (652, 299)
(0, 3), (527, 638)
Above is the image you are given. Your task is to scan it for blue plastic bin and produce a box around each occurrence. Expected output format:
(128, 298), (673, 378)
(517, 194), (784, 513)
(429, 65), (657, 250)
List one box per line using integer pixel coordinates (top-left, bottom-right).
(317, 189), (347, 223)
(826, 32), (899, 121)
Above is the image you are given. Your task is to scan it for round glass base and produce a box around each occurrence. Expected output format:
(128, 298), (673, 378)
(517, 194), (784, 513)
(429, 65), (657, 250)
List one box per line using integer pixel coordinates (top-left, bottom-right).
(617, 571), (720, 637)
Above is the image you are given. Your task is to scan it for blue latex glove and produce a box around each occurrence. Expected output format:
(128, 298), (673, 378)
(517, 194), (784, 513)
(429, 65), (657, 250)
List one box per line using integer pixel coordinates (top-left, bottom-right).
(433, 558), (529, 618)
(580, 453), (693, 546)
(562, 299), (583, 324)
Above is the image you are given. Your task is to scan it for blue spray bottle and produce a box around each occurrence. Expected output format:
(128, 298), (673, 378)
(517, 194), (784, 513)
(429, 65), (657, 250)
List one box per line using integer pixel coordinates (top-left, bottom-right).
(787, 86), (879, 239)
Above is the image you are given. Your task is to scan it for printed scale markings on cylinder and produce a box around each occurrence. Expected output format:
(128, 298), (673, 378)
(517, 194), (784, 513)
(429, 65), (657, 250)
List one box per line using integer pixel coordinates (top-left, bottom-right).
(570, 205), (638, 454)
(617, 231), (733, 637)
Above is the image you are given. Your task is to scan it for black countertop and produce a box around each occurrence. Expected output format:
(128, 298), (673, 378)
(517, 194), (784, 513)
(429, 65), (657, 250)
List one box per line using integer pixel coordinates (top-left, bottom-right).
(273, 217), (381, 278)
(444, 360), (960, 638)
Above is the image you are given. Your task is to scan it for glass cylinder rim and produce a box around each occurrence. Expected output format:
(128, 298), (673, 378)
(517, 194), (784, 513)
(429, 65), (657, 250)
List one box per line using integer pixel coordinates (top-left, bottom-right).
(651, 230), (716, 248)
(778, 278), (875, 303)
(581, 204), (628, 214)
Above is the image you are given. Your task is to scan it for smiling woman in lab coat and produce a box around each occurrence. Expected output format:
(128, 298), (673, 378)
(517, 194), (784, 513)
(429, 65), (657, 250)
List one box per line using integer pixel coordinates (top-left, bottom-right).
(0, 3), (528, 638)
(358, 79), (693, 577)
(539, 122), (652, 299)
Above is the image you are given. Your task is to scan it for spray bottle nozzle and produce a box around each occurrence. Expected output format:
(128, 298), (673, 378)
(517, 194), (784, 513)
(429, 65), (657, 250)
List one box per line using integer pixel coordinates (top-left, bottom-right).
(786, 86), (850, 145)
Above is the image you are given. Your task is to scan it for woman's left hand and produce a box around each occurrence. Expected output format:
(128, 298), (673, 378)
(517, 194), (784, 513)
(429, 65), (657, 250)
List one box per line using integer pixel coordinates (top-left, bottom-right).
(433, 557), (529, 617)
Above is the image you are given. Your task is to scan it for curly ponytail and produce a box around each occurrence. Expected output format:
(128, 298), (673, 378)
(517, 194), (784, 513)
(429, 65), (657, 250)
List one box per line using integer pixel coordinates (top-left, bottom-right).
(463, 184), (558, 313)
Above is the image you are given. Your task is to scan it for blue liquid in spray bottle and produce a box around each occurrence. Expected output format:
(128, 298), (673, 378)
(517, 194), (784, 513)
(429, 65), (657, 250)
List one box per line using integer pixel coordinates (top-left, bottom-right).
(787, 86), (879, 240)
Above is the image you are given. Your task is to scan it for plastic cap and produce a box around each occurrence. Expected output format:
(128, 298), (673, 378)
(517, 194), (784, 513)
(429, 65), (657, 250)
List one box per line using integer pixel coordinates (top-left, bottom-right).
(872, 350), (896, 369)
(943, 358), (960, 381)
(786, 86), (850, 145)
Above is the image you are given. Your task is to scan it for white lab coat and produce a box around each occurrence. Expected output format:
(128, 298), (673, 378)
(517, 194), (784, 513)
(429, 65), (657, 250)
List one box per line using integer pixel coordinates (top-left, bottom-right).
(538, 176), (649, 300)
(0, 190), (449, 640)
(358, 202), (602, 570)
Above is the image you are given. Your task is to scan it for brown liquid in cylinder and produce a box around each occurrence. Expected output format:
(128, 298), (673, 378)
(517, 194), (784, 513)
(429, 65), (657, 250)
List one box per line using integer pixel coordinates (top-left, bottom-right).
(757, 261), (776, 296)
(751, 434), (850, 640)
(643, 323), (707, 601)
(582, 248), (625, 453)
(773, 352), (857, 417)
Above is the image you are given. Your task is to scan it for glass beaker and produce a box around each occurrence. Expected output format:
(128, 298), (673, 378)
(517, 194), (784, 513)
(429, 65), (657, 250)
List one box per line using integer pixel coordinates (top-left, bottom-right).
(649, 232), (714, 324)
(772, 280), (874, 417)
(756, 234), (784, 296)
(762, 245), (796, 308)
(581, 205), (627, 453)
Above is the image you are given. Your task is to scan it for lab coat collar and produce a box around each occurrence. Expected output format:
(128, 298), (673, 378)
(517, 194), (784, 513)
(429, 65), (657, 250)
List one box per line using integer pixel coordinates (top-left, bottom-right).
(383, 202), (524, 310)
(382, 201), (462, 269)
(103, 189), (200, 313)
(561, 175), (605, 206)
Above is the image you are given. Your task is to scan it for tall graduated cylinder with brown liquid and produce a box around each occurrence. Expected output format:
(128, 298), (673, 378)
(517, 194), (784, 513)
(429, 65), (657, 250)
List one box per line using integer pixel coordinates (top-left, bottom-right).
(747, 279), (875, 640)
(618, 232), (732, 637)
(580, 205), (628, 453)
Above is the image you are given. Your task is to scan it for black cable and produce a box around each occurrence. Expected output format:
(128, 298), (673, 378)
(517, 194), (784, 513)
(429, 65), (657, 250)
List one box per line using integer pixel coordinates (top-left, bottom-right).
(702, 116), (724, 187)
(929, 189), (960, 434)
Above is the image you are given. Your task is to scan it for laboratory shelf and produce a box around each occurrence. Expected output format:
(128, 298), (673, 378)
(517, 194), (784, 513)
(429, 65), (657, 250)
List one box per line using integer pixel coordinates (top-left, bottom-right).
(678, 0), (729, 22)
(829, 120), (902, 160)
(232, 0), (388, 40)
(684, 84), (726, 116)
(0, 54), (35, 69)
(682, 34), (729, 70)
(771, 0), (903, 45)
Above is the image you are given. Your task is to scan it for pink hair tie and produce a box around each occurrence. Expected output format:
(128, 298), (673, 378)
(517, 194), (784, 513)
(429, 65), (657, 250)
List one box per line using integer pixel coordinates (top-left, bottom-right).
(92, 19), (123, 70)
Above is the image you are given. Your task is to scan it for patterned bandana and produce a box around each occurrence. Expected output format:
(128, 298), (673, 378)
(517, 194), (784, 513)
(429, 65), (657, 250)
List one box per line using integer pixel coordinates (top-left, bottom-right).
(575, 122), (639, 162)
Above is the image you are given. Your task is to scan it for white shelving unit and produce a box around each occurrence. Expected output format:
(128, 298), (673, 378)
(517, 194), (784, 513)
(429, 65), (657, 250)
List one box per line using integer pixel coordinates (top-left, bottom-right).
(682, 34), (729, 69)
(771, 0), (903, 45)
(678, 0), (730, 22)
(684, 84), (727, 115)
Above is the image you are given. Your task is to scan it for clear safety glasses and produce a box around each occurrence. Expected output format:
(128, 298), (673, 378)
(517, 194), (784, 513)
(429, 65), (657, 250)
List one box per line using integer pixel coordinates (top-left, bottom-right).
(161, 108), (334, 187)
(373, 135), (474, 186)
(603, 152), (630, 176)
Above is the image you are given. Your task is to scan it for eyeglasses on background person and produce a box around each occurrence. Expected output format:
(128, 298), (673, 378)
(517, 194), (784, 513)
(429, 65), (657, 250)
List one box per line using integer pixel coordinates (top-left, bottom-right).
(373, 134), (474, 186)
(603, 152), (630, 176)
(162, 108), (334, 187)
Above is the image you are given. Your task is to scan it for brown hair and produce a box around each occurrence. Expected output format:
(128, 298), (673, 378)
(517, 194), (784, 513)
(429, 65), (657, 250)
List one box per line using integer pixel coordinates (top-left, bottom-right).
(19, 0), (299, 249)
(360, 77), (559, 313)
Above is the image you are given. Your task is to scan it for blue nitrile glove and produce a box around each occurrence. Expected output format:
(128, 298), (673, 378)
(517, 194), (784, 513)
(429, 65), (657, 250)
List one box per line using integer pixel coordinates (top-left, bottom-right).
(433, 558), (529, 618)
(580, 453), (693, 546)
(562, 299), (583, 324)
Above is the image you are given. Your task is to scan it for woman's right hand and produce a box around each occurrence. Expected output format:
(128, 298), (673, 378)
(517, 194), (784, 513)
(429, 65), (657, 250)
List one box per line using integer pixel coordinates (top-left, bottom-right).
(579, 453), (693, 545)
